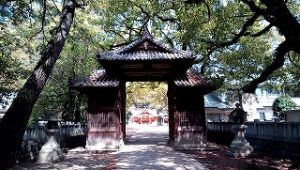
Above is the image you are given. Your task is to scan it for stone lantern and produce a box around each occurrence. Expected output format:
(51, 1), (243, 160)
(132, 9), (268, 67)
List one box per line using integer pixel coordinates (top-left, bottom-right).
(38, 111), (64, 163)
(226, 125), (253, 157)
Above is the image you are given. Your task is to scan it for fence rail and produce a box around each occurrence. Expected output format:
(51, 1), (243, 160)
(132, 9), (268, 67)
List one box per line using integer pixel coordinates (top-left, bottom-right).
(207, 121), (300, 159)
(245, 122), (300, 140)
(207, 122), (300, 141)
(20, 123), (87, 161)
(23, 123), (87, 142)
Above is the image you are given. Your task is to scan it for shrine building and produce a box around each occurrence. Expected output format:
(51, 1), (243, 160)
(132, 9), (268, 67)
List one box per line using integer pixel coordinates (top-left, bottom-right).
(69, 29), (216, 150)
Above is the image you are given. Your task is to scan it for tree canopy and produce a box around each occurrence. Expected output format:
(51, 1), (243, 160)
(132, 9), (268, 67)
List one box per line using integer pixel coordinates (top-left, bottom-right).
(0, 0), (299, 128)
(0, 0), (299, 129)
(126, 82), (168, 111)
(272, 95), (298, 120)
(1, 0), (300, 104)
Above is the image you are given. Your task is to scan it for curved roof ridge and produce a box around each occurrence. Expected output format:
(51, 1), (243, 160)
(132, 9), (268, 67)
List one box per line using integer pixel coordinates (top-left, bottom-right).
(97, 27), (195, 61)
(173, 69), (216, 94)
(69, 69), (120, 88)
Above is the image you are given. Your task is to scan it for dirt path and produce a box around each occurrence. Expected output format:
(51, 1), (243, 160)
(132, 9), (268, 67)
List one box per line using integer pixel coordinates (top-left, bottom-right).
(115, 124), (208, 170)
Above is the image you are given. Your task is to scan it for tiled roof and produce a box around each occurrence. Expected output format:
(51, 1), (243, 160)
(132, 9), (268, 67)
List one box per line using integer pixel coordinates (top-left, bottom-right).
(97, 29), (195, 61)
(173, 70), (215, 89)
(69, 70), (119, 88)
(97, 51), (194, 61)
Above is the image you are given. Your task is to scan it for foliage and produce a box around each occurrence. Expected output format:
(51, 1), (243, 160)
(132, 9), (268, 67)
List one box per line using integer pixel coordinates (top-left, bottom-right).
(95, 0), (300, 99)
(1, 0), (300, 123)
(126, 82), (168, 111)
(29, 9), (102, 123)
(263, 52), (300, 96)
(272, 95), (298, 120)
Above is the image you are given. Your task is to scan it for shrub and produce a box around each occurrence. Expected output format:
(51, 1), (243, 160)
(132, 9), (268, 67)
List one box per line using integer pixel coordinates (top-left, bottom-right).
(272, 95), (298, 120)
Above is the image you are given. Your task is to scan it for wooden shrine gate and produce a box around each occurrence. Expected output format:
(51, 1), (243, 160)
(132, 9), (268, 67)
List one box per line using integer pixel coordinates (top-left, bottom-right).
(69, 29), (215, 150)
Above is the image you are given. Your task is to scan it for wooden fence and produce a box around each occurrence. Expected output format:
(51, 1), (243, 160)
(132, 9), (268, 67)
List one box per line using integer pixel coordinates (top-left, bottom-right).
(245, 122), (300, 141)
(207, 122), (300, 159)
(207, 122), (300, 141)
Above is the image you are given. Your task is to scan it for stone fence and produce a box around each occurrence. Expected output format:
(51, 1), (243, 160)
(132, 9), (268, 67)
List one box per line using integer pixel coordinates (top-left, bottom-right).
(20, 123), (87, 161)
(207, 122), (300, 160)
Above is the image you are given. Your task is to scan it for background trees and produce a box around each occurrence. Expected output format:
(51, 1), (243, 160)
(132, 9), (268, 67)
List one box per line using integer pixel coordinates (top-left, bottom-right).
(126, 82), (168, 111)
(272, 95), (298, 120)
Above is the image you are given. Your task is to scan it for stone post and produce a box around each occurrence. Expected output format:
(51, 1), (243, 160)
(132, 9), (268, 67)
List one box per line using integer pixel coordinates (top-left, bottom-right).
(226, 125), (253, 157)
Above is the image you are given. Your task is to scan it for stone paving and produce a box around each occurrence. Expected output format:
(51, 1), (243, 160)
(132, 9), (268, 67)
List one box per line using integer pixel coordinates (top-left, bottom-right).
(11, 124), (208, 170)
(116, 124), (208, 170)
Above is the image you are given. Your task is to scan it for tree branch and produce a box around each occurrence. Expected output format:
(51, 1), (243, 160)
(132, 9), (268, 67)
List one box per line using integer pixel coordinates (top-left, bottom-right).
(242, 41), (289, 93)
(287, 52), (300, 67)
(156, 15), (177, 23)
(251, 24), (273, 37)
(158, 28), (175, 48)
(201, 0), (211, 22)
(185, 0), (211, 23)
(106, 29), (128, 42)
(200, 50), (212, 74)
(42, 0), (47, 44)
(200, 13), (260, 73)
(130, 0), (151, 24)
(210, 13), (260, 49)
(17, 27), (48, 50)
(109, 42), (130, 49)
(240, 0), (266, 15)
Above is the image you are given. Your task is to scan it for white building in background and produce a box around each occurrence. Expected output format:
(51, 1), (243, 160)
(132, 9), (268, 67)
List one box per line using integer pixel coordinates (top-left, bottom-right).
(243, 88), (300, 121)
(205, 93), (233, 122)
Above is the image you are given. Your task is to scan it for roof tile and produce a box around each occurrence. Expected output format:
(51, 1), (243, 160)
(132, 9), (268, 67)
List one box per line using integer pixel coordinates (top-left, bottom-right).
(97, 30), (195, 61)
(173, 70), (215, 89)
(69, 70), (119, 88)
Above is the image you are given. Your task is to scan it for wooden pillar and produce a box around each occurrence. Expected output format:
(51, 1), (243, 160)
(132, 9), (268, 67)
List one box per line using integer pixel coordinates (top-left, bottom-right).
(172, 87), (207, 150)
(86, 88), (122, 150)
(168, 81), (175, 141)
(119, 81), (126, 139)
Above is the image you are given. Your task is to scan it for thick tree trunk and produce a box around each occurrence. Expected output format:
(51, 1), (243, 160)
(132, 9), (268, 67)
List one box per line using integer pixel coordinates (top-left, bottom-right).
(241, 0), (300, 93)
(0, 0), (77, 168)
(242, 41), (288, 93)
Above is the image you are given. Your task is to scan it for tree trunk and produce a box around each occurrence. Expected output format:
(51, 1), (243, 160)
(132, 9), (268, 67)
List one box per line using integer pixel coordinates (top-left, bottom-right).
(0, 0), (77, 168)
(241, 0), (300, 93)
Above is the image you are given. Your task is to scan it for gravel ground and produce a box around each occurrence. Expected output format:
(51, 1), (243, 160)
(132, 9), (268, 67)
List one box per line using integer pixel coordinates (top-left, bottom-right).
(182, 144), (299, 170)
(11, 148), (117, 170)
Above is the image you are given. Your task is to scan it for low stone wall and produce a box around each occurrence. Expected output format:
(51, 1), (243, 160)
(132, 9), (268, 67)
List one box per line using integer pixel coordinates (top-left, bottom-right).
(207, 122), (300, 160)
